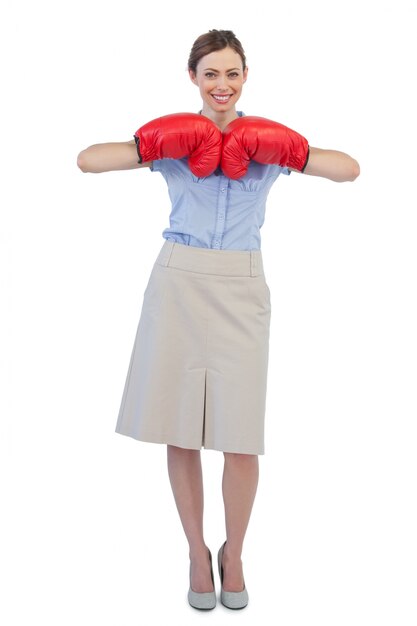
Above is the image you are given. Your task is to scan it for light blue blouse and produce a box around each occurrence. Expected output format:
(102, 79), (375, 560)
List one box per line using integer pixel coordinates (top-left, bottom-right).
(150, 112), (290, 251)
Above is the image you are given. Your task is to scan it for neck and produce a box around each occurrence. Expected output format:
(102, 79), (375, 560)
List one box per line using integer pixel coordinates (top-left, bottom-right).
(199, 106), (239, 131)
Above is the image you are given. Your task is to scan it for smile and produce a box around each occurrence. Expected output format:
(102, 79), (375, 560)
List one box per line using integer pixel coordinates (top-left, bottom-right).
(211, 94), (232, 102)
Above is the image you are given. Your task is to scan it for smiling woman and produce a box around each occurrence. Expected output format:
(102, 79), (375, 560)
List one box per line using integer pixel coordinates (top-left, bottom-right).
(77, 27), (359, 613)
(189, 48), (247, 124)
(187, 30), (248, 128)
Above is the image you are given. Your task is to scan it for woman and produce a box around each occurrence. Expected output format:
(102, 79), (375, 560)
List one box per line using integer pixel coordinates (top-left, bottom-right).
(77, 29), (359, 611)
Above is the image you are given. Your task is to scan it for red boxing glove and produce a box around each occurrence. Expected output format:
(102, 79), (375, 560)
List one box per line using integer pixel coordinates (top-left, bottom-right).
(221, 116), (309, 179)
(134, 112), (222, 177)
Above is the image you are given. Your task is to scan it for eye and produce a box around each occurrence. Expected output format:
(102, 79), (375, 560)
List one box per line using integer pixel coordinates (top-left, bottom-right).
(205, 72), (216, 78)
(228, 72), (239, 78)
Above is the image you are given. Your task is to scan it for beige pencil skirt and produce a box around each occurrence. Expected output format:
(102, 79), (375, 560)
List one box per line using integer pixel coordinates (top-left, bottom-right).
(115, 239), (272, 454)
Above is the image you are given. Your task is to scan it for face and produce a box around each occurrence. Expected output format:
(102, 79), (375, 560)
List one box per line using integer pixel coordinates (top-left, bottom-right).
(189, 46), (248, 114)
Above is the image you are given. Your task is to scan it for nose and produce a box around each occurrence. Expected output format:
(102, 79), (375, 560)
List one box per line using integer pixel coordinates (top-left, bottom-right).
(216, 74), (228, 90)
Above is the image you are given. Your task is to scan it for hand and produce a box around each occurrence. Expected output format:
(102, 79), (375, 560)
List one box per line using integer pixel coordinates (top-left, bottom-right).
(134, 112), (222, 177)
(221, 116), (309, 179)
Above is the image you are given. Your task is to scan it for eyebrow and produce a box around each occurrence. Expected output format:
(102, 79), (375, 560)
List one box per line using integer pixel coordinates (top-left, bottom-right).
(203, 67), (241, 72)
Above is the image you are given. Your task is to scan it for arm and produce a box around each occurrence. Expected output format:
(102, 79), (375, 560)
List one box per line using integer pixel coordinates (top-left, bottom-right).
(221, 116), (360, 182)
(77, 139), (152, 173)
(78, 112), (222, 176)
(290, 146), (360, 182)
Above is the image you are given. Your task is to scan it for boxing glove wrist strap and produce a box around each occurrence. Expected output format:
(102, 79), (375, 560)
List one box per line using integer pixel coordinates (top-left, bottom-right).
(134, 135), (143, 164)
(300, 146), (310, 173)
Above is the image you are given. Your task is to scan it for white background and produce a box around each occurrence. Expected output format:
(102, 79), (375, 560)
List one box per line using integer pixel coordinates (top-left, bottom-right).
(1, 0), (416, 624)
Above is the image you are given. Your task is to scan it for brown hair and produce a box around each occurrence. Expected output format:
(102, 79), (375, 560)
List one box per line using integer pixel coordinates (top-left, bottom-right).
(188, 29), (247, 74)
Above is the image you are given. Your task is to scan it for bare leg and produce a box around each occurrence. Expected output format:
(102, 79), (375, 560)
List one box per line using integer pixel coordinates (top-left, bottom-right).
(166, 444), (214, 593)
(221, 452), (259, 591)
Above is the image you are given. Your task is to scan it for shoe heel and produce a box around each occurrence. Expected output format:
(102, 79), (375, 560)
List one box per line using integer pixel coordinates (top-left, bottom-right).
(217, 541), (249, 610)
(188, 548), (216, 610)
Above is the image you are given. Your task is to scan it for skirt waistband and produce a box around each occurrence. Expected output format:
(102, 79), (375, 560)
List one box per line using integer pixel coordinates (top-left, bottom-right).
(155, 240), (264, 277)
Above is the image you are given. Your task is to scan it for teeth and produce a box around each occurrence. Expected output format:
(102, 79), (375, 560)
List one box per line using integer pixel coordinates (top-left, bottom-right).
(212, 95), (230, 101)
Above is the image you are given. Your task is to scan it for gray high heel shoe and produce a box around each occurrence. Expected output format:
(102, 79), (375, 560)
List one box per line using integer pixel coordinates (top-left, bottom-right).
(218, 541), (249, 609)
(187, 549), (216, 610)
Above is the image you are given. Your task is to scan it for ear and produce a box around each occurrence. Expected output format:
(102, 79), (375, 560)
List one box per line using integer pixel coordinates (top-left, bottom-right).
(188, 69), (198, 86)
(243, 66), (249, 84)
